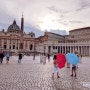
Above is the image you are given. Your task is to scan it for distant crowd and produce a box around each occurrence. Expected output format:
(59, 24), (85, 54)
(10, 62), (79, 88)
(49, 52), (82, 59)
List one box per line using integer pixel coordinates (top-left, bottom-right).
(0, 51), (23, 64)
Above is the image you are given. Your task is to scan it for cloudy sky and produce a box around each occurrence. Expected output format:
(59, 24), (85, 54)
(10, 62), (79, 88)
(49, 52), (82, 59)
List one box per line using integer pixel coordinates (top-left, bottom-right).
(0, 0), (90, 33)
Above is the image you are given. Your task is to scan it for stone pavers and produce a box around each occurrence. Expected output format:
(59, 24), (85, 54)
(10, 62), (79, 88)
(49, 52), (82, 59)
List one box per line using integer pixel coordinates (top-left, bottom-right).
(0, 56), (90, 90)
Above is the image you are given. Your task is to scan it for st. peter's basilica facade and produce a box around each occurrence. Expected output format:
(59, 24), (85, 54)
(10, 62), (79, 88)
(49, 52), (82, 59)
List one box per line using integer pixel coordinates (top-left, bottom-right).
(0, 16), (35, 54)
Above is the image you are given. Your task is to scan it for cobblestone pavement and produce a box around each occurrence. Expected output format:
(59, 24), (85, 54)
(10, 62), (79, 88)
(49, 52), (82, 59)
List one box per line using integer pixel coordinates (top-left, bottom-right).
(0, 56), (90, 90)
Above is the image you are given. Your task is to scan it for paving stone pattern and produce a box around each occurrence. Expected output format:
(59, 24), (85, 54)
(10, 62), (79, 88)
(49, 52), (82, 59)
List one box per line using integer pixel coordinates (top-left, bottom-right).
(0, 56), (90, 90)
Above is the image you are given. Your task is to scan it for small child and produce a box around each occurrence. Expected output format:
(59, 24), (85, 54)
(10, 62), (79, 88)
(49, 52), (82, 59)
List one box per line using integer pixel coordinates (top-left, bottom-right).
(71, 64), (76, 77)
(52, 55), (60, 79)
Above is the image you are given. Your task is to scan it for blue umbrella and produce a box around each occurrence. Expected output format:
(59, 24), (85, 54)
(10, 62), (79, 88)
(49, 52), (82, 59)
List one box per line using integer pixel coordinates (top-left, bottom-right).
(66, 53), (79, 65)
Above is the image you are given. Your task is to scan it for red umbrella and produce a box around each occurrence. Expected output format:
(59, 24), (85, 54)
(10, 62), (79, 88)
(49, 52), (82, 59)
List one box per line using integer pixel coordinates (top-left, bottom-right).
(56, 54), (66, 69)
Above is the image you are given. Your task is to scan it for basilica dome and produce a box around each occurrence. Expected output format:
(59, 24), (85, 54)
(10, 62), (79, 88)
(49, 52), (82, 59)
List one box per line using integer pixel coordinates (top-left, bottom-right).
(7, 20), (21, 33)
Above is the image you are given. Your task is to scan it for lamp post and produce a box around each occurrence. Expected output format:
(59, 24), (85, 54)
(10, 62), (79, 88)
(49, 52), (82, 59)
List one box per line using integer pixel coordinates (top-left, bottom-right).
(33, 41), (35, 60)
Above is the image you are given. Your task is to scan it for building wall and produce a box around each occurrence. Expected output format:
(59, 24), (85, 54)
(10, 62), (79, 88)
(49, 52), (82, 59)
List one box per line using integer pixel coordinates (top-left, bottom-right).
(1, 25), (90, 56)
(69, 27), (90, 43)
(0, 30), (35, 53)
(36, 28), (90, 56)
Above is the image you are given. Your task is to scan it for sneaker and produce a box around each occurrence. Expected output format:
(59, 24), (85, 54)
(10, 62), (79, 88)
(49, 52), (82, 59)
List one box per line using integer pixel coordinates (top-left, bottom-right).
(71, 74), (73, 77)
(57, 76), (60, 78)
(74, 74), (76, 77)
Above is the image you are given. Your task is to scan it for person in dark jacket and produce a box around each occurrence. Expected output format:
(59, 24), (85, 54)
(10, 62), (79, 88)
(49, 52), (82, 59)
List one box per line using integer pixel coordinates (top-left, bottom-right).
(18, 53), (22, 63)
(47, 53), (50, 62)
(0, 52), (4, 63)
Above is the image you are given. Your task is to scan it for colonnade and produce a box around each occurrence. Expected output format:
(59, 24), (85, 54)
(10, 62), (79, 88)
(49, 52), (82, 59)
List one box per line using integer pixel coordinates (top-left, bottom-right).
(46, 43), (90, 56)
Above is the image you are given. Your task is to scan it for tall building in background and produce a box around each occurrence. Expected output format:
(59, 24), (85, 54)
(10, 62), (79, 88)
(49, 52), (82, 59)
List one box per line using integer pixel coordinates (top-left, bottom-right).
(0, 15), (35, 54)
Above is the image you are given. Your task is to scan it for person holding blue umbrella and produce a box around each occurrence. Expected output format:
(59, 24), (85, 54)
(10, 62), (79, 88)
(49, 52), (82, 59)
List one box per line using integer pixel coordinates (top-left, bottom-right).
(66, 51), (79, 77)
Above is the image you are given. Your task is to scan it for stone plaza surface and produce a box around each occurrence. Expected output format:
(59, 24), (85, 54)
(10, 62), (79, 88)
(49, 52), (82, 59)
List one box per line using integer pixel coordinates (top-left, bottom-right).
(0, 56), (90, 90)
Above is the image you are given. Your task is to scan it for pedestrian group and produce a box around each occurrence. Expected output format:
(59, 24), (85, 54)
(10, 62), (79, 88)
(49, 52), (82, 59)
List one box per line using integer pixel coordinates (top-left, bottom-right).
(0, 51), (81, 80)
(0, 51), (23, 64)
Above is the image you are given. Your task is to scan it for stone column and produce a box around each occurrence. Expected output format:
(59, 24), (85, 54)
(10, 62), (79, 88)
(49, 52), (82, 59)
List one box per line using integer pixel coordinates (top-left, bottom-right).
(84, 46), (86, 56)
(18, 40), (20, 50)
(1, 39), (4, 49)
(65, 46), (66, 54)
(14, 40), (16, 50)
(73, 46), (74, 53)
(10, 40), (12, 50)
(89, 46), (90, 56)
(16, 40), (18, 50)
(82, 46), (84, 55)
(70, 46), (71, 53)
(50, 45), (53, 54)
(6, 39), (9, 49)
(27, 41), (30, 50)
(61, 46), (62, 53)
(77, 46), (79, 53)
(62, 46), (63, 53)
(60, 46), (61, 53)
(23, 41), (25, 50)
(87, 46), (89, 56)
(86, 46), (88, 56)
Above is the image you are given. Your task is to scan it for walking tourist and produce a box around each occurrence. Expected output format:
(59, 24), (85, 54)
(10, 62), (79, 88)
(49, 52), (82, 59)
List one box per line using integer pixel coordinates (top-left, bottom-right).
(18, 53), (22, 63)
(47, 53), (50, 62)
(0, 51), (4, 64)
(71, 64), (77, 77)
(6, 52), (10, 64)
(71, 52), (78, 77)
(52, 55), (60, 80)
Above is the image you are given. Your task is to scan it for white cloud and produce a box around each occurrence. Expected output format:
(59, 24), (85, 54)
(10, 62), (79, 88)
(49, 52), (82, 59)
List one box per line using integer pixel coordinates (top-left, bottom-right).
(0, 0), (90, 33)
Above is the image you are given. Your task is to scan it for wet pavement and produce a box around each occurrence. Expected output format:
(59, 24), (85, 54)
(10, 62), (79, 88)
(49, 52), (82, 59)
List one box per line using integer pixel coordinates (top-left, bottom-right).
(0, 56), (90, 90)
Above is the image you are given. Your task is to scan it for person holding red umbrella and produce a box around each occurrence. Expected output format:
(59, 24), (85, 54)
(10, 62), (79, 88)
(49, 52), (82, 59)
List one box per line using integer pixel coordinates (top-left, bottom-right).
(52, 55), (60, 80)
